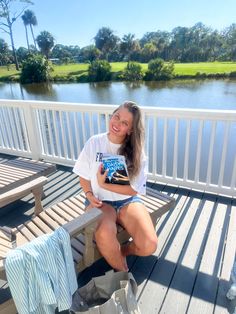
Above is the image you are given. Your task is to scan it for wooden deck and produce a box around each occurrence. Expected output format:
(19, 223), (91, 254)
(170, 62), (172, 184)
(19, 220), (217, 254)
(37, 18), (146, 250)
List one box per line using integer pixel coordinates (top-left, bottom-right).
(0, 154), (235, 314)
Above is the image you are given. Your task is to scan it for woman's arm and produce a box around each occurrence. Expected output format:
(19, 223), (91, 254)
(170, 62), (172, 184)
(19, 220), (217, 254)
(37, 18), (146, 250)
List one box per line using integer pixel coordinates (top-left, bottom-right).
(97, 165), (137, 196)
(79, 176), (103, 208)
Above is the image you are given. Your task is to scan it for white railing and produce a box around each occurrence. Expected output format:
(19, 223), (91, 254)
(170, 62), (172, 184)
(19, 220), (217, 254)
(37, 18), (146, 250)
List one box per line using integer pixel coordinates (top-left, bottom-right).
(0, 99), (235, 197)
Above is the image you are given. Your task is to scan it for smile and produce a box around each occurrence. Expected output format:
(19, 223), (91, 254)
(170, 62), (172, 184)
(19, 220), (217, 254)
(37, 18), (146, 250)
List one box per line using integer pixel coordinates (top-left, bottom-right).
(112, 125), (119, 132)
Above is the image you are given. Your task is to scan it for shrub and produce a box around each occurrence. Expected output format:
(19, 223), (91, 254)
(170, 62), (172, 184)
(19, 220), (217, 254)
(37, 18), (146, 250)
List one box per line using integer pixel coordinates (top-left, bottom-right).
(145, 58), (174, 81)
(76, 74), (89, 82)
(195, 72), (207, 79)
(20, 54), (52, 84)
(88, 60), (111, 82)
(53, 75), (67, 82)
(229, 71), (236, 78)
(122, 62), (144, 81)
(111, 71), (123, 81)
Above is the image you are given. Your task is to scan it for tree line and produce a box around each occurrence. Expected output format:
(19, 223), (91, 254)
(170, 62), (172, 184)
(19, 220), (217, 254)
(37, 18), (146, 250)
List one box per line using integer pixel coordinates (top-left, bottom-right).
(1, 0), (236, 70)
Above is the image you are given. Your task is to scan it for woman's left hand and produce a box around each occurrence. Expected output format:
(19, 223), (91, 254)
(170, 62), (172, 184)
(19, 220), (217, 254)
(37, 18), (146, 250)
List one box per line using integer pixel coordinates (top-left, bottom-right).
(97, 164), (108, 188)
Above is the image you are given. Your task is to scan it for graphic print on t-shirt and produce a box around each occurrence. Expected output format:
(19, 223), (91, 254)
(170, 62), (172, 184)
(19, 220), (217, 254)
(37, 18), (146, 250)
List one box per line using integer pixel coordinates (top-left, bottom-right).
(101, 154), (130, 185)
(96, 152), (103, 162)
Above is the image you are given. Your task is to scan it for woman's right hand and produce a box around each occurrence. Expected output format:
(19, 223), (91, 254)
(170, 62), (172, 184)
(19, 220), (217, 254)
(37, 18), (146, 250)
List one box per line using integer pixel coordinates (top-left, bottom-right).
(87, 192), (103, 208)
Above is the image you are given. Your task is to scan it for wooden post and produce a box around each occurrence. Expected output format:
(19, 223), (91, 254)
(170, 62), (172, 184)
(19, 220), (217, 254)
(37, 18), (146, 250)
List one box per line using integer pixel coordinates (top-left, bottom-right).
(23, 103), (42, 160)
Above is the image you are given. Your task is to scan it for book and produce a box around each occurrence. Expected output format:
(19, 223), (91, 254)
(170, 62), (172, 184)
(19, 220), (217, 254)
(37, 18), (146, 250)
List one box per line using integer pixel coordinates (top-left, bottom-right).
(101, 154), (130, 185)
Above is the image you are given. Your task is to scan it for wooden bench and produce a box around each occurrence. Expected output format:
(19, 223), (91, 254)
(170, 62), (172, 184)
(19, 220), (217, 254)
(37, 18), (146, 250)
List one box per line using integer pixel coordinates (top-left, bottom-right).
(0, 187), (175, 314)
(0, 157), (56, 214)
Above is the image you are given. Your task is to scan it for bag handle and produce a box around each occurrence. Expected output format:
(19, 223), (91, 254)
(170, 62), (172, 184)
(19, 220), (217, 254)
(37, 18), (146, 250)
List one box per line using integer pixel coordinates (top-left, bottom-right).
(127, 272), (138, 296)
(105, 271), (138, 296)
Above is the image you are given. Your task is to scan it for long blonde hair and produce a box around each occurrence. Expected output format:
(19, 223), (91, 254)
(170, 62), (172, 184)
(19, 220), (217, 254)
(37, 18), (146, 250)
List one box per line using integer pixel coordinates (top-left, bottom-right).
(113, 101), (144, 180)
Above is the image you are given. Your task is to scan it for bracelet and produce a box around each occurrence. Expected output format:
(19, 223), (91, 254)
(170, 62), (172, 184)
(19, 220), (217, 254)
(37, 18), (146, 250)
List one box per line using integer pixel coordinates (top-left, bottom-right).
(85, 191), (93, 197)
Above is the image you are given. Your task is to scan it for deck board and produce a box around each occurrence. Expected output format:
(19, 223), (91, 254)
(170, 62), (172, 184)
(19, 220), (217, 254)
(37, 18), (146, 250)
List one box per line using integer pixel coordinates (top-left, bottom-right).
(0, 154), (235, 314)
(214, 201), (236, 314)
(186, 198), (229, 314)
(159, 195), (216, 313)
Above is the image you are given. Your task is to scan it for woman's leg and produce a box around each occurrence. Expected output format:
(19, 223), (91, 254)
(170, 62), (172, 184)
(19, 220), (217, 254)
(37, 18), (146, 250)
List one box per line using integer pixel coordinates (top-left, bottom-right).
(117, 202), (158, 257)
(87, 203), (128, 271)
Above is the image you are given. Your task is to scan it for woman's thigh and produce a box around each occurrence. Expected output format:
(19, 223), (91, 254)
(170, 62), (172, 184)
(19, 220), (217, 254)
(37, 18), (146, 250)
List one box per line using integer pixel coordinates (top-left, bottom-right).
(87, 202), (117, 227)
(117, 202), (156, 241)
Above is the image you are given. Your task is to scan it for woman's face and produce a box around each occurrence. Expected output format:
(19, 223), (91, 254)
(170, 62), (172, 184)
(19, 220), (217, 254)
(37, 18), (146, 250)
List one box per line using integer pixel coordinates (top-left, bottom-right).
(109, 107), (133, 142)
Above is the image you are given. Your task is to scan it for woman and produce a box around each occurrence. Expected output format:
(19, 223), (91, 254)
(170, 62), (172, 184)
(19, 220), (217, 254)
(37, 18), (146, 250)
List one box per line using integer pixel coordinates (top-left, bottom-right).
(73, 101), (158, 271)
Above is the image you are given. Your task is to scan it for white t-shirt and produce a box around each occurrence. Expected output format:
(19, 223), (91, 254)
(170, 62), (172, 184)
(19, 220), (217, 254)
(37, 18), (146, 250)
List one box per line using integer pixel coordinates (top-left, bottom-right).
(73, 132), (147, 201)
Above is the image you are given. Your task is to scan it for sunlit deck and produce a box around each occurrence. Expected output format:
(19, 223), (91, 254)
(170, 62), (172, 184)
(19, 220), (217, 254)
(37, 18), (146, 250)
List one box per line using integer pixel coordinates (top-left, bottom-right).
(0, 153), (235, 314)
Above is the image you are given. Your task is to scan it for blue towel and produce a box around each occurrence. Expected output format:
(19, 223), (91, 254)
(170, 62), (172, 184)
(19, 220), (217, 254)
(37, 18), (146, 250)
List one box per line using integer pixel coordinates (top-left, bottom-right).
(5, 227), (78, 314)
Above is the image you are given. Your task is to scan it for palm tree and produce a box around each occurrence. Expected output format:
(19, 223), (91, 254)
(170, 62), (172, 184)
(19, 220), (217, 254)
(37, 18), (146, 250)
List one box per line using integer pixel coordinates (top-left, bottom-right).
(21, 10), (38, 50)
(21, 11), (30, 51)
(36, 31), (55, 59)
(0, 0), (32, 70)
(94, 27), (119, 60)
(120, 33), (136, 61)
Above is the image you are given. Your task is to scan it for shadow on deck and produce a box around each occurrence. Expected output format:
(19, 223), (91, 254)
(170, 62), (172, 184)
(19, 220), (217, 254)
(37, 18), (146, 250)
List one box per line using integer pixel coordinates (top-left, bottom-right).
(0, 154), (235, 314)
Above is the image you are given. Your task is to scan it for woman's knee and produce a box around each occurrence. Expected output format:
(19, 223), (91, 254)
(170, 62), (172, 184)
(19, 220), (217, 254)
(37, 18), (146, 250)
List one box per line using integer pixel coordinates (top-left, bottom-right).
(138, 233), (158, 256)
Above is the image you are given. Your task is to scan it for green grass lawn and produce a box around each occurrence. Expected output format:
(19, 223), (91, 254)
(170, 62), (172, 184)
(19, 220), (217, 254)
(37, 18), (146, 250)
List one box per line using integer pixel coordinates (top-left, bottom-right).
(1, 61), (236, 81)
(174, 62), (236, 75)
(52, 62), (131, 76)
(0, 64), (19, 79)
(110, 61), (236, 75)
(51, 63), (88, 76)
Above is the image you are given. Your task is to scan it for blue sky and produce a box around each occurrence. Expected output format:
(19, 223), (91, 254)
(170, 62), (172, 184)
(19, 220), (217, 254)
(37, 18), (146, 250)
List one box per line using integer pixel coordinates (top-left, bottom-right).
(1, 0), (236, 49)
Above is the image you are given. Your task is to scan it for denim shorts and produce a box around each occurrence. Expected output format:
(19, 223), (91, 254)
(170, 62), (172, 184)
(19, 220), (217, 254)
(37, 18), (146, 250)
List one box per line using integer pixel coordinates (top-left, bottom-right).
(85, 195), (143, 213)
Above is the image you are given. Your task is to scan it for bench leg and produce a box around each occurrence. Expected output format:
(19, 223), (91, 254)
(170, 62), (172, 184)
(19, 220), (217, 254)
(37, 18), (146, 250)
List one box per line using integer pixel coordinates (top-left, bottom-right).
(84, 222), (97, 267)
(32, 186), (44, 215)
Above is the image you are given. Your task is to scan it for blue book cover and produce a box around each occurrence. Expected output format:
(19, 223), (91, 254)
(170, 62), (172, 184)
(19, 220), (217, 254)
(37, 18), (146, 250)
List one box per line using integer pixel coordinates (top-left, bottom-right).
(102, 154), (130, 185)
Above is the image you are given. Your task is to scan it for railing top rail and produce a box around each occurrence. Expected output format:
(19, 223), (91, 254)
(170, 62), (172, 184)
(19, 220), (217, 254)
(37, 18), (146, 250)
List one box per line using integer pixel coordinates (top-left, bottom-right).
(0, 99), (236, 120)
(142, 106), (236, 120)
(0, 99), (116, 113)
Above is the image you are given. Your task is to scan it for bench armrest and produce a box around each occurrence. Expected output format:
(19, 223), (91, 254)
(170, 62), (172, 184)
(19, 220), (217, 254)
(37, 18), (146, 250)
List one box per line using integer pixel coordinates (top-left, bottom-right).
(62, 207), (102, 237)
(0, 176), (48, 213)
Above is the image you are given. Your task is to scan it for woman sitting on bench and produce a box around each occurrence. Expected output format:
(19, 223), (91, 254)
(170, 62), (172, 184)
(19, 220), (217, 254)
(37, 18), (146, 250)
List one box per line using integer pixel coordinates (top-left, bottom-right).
(73, 101), (158, 271)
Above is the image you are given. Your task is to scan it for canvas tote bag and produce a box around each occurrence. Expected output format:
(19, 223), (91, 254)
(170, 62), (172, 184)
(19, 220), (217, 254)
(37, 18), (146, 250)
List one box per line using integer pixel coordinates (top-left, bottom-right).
(70, 270), (141, 314)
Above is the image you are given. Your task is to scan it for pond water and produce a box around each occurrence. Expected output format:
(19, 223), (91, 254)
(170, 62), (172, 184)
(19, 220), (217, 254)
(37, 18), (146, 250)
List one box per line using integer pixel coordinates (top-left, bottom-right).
(0, 79), (236, 110)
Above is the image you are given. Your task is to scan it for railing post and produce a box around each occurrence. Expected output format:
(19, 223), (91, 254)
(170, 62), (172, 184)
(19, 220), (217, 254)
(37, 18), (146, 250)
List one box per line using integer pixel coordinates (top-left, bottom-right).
(23, 103), (42, 160)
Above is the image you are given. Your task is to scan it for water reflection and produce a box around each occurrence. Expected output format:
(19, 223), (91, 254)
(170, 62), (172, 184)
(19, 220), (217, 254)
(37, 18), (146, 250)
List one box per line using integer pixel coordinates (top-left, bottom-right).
(22, 82), (55, 95)
(89, 82), (112, 89)
(88, 82), (115, 104)
(0, 82), (24, 100)
(144, 79), (210, 91)
(0, 80), (236, 110)
(22, 83), (58, 100)
(124, 81), (143, 89)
